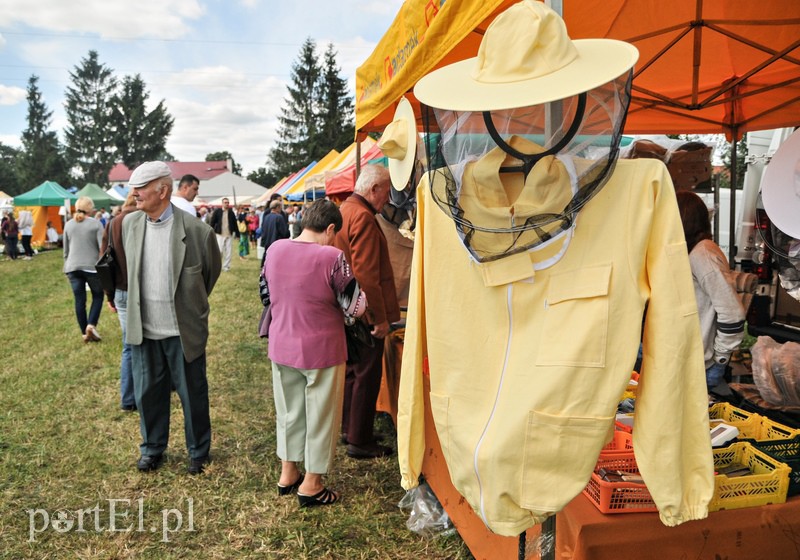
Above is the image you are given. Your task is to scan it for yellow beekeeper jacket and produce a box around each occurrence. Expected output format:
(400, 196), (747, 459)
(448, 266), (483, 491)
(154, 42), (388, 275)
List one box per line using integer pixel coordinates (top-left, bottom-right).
(397, 139), (714, 537)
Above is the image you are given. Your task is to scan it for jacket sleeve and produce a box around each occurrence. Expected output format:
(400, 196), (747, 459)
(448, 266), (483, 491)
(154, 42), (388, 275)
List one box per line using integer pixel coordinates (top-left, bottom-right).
(279, 216), (290, 240)
(696, 252), (746, 363)
(100, 222), (110, 256)
(397, 181), (428, 491)
(95, 222), (104, 255)
(62, 224), (70, 263)
(203, 226), (222, 295)
(631, 162), (715, 526)
(348, 211), (389, 325)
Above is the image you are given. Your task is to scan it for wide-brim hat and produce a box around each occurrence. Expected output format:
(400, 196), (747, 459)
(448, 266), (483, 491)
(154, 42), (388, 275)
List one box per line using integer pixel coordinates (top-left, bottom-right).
(761, 128), (800, 238)
(377, 96), (417, 191)
(414, 0), (639, 111)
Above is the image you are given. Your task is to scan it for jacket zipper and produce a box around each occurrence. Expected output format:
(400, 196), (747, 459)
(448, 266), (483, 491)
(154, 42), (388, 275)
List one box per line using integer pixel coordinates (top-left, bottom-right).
(474, 283), (514, 528)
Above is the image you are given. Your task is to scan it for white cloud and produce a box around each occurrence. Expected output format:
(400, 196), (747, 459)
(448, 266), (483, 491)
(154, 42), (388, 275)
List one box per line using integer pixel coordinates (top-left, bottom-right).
(155, 66), (288, 173)
(0, 134), (22, 147)
(0, 32), (6, 50)
(0, 0), (205, 38)
(0, 85), (26, 106)
(361, 0), (404, 17)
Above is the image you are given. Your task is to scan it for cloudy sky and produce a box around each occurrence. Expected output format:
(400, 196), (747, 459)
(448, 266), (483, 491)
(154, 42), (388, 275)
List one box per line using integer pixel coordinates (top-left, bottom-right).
(0, 0), (403, 177)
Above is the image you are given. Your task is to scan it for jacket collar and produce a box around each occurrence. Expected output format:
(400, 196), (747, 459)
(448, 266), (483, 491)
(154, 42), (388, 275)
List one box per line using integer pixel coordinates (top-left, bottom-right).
(349, 193), (379, 214)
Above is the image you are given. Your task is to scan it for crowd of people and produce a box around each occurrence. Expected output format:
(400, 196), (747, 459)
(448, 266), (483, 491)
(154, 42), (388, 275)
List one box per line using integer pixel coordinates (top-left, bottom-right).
(14, 161), (398, 506)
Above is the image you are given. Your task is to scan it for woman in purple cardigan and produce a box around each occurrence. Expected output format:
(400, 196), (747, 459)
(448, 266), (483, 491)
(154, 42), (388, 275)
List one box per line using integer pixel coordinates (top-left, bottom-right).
(262, 199), (367, 507)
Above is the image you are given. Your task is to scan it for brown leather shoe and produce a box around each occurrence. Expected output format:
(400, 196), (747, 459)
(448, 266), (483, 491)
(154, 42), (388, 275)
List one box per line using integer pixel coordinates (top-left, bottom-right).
(346, 442), (393, 459)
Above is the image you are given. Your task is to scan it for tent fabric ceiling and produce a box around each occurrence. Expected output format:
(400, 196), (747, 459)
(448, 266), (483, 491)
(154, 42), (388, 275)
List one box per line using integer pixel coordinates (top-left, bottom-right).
(355, 0), (800, 140)
(567, 0), (800, 139)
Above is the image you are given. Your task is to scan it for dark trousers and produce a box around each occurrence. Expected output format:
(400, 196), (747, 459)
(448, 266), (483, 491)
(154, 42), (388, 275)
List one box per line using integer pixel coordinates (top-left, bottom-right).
(4, 235), (18, 259)
(131, 337), (211, 459)
(21, 235), (33, 257)
(66, 270), (104, 334)
(341, 336), (385, 446)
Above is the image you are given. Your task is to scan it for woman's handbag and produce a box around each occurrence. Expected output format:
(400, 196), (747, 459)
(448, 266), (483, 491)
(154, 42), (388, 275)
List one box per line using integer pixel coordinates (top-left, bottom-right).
(258, 271), (271, 338)
(345, 318), (374, 365)
(95, 227), (116, 293)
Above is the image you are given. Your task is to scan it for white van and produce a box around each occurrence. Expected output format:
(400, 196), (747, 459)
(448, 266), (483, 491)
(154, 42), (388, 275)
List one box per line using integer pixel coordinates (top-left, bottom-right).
(734, 128), (800, 343)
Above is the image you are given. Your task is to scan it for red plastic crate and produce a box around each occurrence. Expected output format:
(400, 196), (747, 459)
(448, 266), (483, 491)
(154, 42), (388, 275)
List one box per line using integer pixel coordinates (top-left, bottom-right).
(583, 455), (657, 514)
(600, 430), (634, 456)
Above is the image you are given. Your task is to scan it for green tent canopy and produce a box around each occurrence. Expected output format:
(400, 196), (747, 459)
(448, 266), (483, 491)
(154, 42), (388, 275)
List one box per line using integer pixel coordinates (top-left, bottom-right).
(13, 181), (77, 206)
(75, 183), (121, 207)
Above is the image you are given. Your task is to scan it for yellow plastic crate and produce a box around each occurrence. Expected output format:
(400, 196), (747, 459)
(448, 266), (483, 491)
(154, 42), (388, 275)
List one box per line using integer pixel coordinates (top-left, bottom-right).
(758, 416), (800, 441)
(708, 403), (762, 439)
(740, 435), (800, 497)
(710, 442), (791, 512)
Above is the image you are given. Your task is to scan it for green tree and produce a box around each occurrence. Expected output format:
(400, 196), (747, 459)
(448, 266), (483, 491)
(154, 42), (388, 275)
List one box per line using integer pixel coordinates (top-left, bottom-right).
(110, 74), (174, 169)
(717, 138), (748, 191)
(246, 167), (277, 188)
(0, 143), (22, 195)
(267, 38), (323, 178)
(205, 151), (242, 175)
(16, 75), (69, 190)
(318, 43), (354, 152)
(64, 50), (118, 185)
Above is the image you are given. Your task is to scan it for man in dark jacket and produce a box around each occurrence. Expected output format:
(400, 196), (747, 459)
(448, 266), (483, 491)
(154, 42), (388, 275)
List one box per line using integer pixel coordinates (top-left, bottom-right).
(208, 197), (238, 271)
(259, 200), (290, 266)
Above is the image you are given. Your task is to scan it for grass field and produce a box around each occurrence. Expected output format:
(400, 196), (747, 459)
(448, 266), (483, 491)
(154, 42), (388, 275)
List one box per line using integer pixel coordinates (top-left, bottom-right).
(0, 249), (472, 559)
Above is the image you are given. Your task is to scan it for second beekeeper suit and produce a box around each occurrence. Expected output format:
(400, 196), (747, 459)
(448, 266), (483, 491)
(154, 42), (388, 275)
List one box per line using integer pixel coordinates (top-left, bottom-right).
(396, 0), (714, 537)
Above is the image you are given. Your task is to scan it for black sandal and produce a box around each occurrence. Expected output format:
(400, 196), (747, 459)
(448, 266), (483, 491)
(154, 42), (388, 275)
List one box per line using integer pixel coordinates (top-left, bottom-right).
(298, 487), (339, 508)
(277, 474), (304, 496)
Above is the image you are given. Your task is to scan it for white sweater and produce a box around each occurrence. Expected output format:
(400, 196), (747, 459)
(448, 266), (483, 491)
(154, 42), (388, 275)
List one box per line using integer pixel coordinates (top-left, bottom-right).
(689, 239), (746, 367)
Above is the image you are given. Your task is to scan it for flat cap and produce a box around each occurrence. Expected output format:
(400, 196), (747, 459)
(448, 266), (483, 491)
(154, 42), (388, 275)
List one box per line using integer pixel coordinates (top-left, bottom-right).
(129, 161), (172, 188)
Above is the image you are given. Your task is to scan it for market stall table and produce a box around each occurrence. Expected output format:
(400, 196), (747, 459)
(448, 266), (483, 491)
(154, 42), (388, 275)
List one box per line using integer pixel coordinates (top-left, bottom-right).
(382, 334), (800, 559)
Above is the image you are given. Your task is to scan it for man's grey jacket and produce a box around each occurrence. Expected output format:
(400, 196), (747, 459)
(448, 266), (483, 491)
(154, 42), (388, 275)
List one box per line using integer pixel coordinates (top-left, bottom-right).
(123, 204), (222, 362)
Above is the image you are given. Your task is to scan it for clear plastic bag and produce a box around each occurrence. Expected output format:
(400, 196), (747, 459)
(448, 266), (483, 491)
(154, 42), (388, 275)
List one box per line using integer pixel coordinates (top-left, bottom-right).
(397, 482), (455, 538)
(752, 336), (800, 406)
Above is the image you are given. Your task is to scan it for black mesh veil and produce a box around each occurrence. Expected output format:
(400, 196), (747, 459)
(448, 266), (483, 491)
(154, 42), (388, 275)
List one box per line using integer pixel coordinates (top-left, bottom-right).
(420, 71), (633, 263)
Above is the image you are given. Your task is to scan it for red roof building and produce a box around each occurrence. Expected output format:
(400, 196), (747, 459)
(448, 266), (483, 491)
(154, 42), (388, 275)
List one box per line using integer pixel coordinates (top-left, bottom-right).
(108, 161), (231, 184)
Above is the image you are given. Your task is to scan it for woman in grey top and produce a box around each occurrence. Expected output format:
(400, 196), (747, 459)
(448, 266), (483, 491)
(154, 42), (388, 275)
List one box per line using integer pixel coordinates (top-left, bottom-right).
(677, 191), (746, 391)
(63, 196), (105, 342)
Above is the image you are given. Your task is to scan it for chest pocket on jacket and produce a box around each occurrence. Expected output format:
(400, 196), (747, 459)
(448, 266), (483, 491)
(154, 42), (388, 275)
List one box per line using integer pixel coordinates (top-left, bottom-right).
(536, 264), (611, 368)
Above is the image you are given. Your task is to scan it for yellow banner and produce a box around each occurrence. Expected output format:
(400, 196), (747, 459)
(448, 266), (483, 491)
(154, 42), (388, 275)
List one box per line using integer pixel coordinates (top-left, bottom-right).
(355, 0), (514, 132)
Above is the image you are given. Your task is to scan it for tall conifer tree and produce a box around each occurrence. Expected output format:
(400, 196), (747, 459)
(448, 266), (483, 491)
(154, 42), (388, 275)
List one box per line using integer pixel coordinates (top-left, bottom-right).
(17, 75), (68, 189)
(267, 38), (323, 179)
(318, 43), (354, 152)
(64, 50), (118, 185)
(110, 74), (174, 169)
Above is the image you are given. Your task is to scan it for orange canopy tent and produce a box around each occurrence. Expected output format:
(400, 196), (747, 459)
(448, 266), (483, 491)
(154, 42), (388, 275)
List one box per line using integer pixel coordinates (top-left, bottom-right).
(356, 0), (800, 139)
(355, 0), (800, 263)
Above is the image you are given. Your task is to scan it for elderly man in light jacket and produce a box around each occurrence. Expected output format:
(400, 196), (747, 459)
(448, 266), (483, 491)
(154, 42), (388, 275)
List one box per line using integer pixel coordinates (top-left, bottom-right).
(123, 161), (221, 475)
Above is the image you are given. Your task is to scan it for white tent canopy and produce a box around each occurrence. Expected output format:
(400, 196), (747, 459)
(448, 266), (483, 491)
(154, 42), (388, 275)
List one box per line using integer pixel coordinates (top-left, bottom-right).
(199, 172), (267, 201)
(205, 195), (257, 207)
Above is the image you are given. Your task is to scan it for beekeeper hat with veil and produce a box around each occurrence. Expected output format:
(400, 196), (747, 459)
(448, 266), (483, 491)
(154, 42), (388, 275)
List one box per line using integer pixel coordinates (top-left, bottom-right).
(414, 0), (639, 263)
